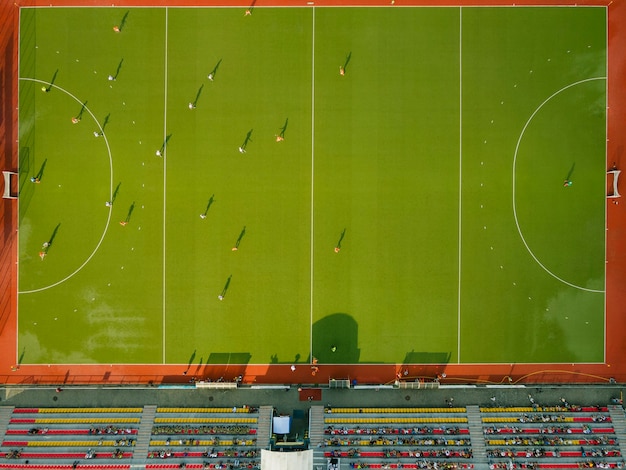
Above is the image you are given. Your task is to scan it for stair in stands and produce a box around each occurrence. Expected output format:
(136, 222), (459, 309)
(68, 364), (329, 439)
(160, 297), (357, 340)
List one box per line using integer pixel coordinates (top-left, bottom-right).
(0, 406), (15, 445)
(608, 405), (626, 460)
(466, 405), (489, 470)
(309, 405), (327, 470)
(133, 404), (157, 462)
(257, 405), (273, 450)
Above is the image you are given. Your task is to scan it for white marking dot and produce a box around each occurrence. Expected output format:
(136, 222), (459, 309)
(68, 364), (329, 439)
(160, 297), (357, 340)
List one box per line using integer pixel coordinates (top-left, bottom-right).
(483, 226), (487, 230)
(121, 266), (124, 270)
(34, 322), (37, 325)
(490, 246), (493, 250)
(500, 265), (503, 269)
(514, 84), (517, 88)
(54, 317), (58, 320)
(107, 283), (111, 286)
(565, 316), (569, 319)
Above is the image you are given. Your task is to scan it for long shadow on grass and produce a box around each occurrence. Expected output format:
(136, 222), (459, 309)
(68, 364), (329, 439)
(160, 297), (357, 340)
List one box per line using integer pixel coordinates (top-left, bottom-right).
(312, 313), (360, 364)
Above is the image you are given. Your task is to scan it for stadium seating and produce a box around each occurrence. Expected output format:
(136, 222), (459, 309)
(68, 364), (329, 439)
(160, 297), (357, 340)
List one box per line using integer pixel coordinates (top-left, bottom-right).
(322, 407), (474, 470)
(1, 407), (141, 467)
(146, 406), (260, 468)
(0, 403), (623, 470)
(480, 405), (624, 469)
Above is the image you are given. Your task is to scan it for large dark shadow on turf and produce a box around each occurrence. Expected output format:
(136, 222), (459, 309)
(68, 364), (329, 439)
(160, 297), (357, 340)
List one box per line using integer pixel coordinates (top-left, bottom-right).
(403, 351), (451, 365)
(206, 352), (251, 365)
(312, 313), (360, 364)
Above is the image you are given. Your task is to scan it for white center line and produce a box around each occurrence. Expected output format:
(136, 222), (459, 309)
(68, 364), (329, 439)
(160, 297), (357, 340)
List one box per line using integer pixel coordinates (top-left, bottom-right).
(162, 7), (169, 365)
(457, 6), (463, 364)
(310, 6), (316, 362)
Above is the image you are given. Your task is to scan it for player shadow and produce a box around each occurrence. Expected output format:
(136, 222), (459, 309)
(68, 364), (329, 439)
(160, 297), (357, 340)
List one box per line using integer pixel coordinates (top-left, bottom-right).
(565, 162), (576, 181)
(343, 52), (352, 73)
(118, 10), (129, 31)
(41, 223), (61, 257)
(194, 357), (204, 374)
(157, 134), (172, 156)
(233, 226), (246, 250)
(184, 349), (197, 375)
(111, 182), (121, 204)
(247, 0), (257, 13)
(191, 84), (204, 108)
(102, 113), (110, 131)
(32, 158), (47, 182)
(201, 194), (215, 218)
(121, 202), (135, 225)
(75, 101), (88, 121)
(219, 274), (232, 300)
(276, 118), (288, 141)
(113, 58), (124, 80)
(208, 59), (222, 81)
(95, 113), (111, 136)
(43, 69), (58, 92)
(48, 223), (61, 246)
(335, 228), (346, 252)
(18, 347), (26, 367)
(239, 129), (253, 153)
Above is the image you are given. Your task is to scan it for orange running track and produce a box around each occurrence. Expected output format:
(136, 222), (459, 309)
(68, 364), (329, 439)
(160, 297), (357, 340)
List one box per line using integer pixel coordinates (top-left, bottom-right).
(1, 0), (624, 387)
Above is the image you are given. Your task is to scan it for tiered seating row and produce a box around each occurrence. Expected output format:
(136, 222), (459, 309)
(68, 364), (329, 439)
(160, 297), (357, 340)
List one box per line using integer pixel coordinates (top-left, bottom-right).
(328, 408), (467, 414)
(325, 418), (468, 424)
(13, 408), (143, 414)
(1, 408), (142, 465)
(323, 408), (473, 470)
(157, 407), (256, 414)
(0, 466), (131, 469)
(482, 406), (624, 470)
(147, 408), (261, 469)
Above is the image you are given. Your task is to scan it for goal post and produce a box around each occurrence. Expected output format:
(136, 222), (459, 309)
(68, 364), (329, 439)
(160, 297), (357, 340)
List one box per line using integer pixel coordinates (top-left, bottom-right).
(2, 171), (18, 199)
(607, 169), (620, 198)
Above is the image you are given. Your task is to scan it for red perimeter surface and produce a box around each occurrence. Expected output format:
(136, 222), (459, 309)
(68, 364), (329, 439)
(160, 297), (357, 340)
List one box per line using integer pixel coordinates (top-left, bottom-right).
(0, 0), (624, 387)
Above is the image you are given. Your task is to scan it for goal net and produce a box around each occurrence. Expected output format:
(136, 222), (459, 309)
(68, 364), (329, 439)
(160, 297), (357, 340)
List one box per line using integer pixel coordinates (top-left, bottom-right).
(607, 169), (620, 198)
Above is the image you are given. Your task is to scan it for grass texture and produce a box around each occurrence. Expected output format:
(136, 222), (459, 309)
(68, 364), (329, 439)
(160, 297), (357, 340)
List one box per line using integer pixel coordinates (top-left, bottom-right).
(17, 6), (606, 365)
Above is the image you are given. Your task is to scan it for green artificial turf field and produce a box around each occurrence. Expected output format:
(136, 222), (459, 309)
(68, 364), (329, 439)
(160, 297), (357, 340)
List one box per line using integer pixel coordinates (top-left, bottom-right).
(17, 6), (607, 366)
